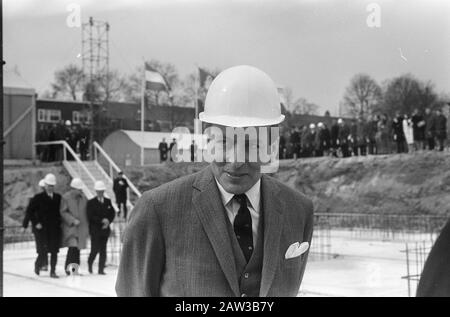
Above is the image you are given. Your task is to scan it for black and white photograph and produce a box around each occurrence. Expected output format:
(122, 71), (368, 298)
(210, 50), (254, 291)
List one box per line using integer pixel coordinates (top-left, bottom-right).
(1, 0), (450, 301)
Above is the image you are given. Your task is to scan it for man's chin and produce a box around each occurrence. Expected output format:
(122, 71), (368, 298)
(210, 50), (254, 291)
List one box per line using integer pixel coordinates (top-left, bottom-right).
(219, 176), (249, 194)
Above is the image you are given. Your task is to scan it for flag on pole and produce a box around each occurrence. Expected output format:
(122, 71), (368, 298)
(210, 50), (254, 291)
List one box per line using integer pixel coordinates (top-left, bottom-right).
(196, 67), (215, 117)
(145, 63), (169, 91)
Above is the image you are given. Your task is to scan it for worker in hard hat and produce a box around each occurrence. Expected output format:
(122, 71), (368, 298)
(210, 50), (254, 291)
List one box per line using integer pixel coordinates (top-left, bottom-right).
(116, 65), (314, 297)
(60, 178), (89, 275)
(87, 180), (115, 275)
(338, 118), (351, 157)
(22, 173), (62, 278)
(23, 178), (49, 271)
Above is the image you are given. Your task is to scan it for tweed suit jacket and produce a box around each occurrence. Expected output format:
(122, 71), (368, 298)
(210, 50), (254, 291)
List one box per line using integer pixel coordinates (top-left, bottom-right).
(115, 166), (314, 297)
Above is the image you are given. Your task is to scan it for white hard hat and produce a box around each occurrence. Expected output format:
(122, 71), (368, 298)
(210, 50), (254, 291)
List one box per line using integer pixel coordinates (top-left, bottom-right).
(94, 180), (106, 191)
(309, 123), (316, 129)
(317, 122), (324, 128)
(199, 65), (285, 127)
(38, 179), (46, 188)
(338, 118), (344, 124)
(65, 120), (72, 126)
(70, 178), (84, 190)
(44, 173), (57, 186)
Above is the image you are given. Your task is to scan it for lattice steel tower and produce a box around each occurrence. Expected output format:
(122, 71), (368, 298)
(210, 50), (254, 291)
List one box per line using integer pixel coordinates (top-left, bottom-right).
(81, 17), (110, 102)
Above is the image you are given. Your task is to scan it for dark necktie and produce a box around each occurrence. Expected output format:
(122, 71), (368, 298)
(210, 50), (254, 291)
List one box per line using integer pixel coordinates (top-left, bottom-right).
(233, 194), (253, 262)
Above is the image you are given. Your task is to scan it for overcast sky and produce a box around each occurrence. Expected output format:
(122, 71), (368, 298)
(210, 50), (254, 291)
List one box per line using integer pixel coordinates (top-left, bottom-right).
(4, 0), (450, 115)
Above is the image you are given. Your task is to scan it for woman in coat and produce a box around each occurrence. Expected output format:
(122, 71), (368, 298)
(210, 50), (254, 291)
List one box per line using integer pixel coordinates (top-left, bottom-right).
(60, 178), (89, 275)
(402, 114), (414, 152)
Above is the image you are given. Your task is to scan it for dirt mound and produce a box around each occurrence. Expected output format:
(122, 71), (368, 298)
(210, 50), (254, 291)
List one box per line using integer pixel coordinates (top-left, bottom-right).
(125, 151), (450, 217)
(4, 151), (449, 227)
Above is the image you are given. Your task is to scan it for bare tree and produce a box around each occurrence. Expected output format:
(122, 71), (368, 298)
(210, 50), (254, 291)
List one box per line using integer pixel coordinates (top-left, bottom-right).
(292, 97), (320, 115)
(51, 64), (84, 100)
(342, 73), (382, 118)
(380, 74), (438, 116)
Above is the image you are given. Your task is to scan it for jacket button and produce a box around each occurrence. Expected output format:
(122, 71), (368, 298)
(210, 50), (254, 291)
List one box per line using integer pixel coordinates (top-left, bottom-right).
(241, 293), (247, 297)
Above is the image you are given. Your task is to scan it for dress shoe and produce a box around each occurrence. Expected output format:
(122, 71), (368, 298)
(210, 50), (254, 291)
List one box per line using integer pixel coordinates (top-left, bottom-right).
(98, 271), (106, 275)
(34, 264), (40, 276)
(50, 272), (59, 279)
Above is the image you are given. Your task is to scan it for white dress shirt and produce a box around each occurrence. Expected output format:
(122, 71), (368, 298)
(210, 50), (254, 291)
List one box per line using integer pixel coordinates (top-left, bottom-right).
(215, 178), (261, 247)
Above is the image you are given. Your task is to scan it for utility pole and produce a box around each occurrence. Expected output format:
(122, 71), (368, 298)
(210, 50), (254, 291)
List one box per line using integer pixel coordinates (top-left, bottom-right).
(81, 17), (110, 153)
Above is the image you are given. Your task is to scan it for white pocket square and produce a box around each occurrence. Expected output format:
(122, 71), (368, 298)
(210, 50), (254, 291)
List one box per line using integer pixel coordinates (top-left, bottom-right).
(285, 242), (309, 259)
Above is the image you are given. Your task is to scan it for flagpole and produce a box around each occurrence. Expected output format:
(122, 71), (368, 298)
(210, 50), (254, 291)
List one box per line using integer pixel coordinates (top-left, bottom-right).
(194, 63), (199, 136)
(140, 61), (145, 166)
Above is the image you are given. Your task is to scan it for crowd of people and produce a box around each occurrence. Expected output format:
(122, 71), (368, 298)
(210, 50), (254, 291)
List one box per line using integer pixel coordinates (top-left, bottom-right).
(279, 107), (448, 159)
(23, 174), (116, 278)
(36, 120), (90, 162)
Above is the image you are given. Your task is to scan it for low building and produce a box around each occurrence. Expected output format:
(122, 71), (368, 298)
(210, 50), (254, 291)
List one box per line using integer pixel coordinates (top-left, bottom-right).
(101, 130), (207, 166)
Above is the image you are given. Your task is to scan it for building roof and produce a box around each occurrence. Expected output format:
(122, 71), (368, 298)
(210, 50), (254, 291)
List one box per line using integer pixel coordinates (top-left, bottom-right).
(121, 130), (207, 150)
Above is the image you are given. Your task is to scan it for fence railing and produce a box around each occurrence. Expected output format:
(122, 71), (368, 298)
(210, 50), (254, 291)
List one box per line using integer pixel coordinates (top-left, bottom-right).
(93, 141), (142, 207)
(314, 212), (447, 242)
(401, 241), (434, 297)
(34, 141), (97, 199)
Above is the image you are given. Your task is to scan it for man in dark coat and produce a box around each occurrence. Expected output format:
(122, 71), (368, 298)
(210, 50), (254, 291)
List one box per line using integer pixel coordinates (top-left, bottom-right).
(316, 122), (330, 157)
(330, 119), (339, 157)
(416, 218), (450, 297)
(78, 124), (90, 161)
(87, 181), (115, 275)
(411, 109), (425, 151)
(289, 127), (301, 159)
(338, 119), (351, 157)
(392, 112), (405, 154)
(190, 140), (198, 162)
(113, 171), (129, 219)
(158, 138), (168, 162)
(22, 173), (62, 278)
(424, 108), (436, 150)
(434, 109), (447, 151)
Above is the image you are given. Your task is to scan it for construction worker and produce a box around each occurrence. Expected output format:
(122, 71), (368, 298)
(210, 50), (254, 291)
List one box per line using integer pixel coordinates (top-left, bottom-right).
(87, 181), (115, 275)
(60, 178), (89, 275)
(116, 65), (314, 297)
(23, 173), (62, 278)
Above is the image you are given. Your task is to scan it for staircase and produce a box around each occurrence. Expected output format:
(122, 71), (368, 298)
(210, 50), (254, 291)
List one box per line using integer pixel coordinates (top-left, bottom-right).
(35, 140), (142, 215)
(63, 160), (115, 202)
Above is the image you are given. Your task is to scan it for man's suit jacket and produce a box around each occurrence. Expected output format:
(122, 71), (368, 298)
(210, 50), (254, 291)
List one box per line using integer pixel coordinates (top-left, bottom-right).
(86, 197), (115, 237)
(115, 166), (314, 297)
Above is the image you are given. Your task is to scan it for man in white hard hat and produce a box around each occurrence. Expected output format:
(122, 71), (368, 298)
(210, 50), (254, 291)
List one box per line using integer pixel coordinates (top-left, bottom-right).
(60, 178), (89, 275)
(23, 173), (62, 278)
(87, 180), (115, 275)
(116, 65), (314, 297)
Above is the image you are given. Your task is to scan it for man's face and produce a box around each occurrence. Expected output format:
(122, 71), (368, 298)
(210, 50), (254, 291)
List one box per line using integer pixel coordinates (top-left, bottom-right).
(45, 185), (54, 195)
(96, 190), (104, 199)
(210, 125), (264, 194)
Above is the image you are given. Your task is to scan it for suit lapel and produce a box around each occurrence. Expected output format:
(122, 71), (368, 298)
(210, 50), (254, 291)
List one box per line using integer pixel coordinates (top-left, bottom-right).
(260, 175), (284, 297)
(192, 167), (240, 296)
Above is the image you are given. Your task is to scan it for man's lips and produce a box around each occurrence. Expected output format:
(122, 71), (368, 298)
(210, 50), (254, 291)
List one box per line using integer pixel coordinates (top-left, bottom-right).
(224, 172), (247, 178)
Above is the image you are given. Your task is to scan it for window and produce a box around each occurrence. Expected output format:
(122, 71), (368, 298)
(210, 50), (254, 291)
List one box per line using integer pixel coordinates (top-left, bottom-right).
(37, 109), (61, 123)
(72, 111), (91, 124)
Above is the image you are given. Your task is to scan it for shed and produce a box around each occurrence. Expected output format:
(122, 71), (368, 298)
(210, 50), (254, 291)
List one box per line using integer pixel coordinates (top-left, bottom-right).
(101, 130), (207, 166)
(3, 86), (36, 160)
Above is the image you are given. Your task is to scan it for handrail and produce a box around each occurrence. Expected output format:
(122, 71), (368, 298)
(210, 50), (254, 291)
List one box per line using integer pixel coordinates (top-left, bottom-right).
(34, 141), (98, 188)
(93, 141), (142, 198)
